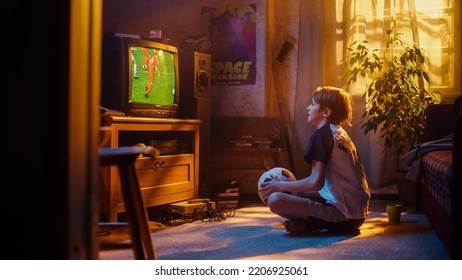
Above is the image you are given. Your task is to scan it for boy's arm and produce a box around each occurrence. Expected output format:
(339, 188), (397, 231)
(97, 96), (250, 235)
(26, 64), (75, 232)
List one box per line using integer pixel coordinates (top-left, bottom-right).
(279, 160), (326, 194)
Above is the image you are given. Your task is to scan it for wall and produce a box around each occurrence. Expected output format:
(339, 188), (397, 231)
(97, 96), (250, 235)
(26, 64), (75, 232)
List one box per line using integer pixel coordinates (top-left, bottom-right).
(102, 0), (408, 190)
(102, 0), (301, 195)
(103, 0), (297, 117)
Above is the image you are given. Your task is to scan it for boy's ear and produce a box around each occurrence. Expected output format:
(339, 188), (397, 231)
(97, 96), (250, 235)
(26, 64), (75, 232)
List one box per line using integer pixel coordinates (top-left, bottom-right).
(322, 107), (332, 118)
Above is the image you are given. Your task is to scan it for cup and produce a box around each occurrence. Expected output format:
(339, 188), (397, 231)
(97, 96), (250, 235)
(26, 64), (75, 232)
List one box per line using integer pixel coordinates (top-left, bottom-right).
(386, 204), (405, 224)
(149, 29), (162, 38)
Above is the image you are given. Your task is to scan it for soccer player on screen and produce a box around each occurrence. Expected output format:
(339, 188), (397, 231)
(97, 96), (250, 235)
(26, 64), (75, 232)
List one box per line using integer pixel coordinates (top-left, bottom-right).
(141, 47), (150, 70)
(145, 50), (159, 97)
(130, 47), (138, 79)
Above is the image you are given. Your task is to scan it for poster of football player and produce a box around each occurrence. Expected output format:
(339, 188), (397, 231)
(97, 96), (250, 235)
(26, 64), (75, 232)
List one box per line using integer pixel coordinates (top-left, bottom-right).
(201, 4), (256, 85)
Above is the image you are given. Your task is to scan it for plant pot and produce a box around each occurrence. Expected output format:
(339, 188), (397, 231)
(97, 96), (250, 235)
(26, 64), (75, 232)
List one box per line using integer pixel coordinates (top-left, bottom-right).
(395, 172), (417, 207)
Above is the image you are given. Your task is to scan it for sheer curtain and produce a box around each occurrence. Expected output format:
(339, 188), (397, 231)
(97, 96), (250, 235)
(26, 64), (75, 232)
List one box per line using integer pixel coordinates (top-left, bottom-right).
(342, 0), (456, 97)
(294, 0), (457, 190)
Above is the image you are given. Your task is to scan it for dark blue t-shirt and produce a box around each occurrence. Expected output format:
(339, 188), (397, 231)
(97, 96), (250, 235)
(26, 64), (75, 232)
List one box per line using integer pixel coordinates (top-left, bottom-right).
(304, 123), (334, 165)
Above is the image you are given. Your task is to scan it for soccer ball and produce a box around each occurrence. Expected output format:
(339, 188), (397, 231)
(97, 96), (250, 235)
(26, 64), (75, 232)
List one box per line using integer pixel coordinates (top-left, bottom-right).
(257, 167), (296, 205)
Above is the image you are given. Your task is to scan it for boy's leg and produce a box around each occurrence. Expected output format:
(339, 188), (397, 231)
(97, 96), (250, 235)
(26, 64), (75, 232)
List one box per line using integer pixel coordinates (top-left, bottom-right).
(268, 192), (345, 221)
(268, 192), (364, 234)
(284, 219), (309, 234)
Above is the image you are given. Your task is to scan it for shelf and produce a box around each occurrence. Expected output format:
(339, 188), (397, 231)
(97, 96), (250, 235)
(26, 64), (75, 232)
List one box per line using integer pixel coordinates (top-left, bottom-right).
(100, 116), (201, 222)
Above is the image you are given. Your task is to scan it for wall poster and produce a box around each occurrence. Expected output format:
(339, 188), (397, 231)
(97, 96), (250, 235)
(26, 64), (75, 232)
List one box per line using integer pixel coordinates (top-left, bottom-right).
(201, 4), (257, 85)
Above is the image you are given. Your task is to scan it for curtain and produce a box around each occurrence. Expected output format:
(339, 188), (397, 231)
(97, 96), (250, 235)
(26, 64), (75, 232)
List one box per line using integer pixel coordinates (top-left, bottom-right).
(342, 0), (454, 94)
(292, 1), (340, 179)
(294, 0), (455, 190)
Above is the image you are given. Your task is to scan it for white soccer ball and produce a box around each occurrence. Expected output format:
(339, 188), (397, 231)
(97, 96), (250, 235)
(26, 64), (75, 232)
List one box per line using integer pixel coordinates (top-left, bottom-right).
(257, 167), (296, 205)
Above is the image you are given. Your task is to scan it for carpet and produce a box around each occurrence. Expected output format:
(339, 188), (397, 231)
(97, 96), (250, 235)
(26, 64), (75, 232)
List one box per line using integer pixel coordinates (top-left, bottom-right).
(100, 202), (450, 260)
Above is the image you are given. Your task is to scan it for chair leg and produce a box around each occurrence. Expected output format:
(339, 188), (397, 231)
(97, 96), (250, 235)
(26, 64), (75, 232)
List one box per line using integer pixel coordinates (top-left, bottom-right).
(118, 162), (156, 260)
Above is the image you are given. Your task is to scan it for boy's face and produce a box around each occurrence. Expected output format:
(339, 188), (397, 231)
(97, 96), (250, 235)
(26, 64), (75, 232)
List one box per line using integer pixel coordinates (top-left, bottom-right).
(307, 99), (328, 128)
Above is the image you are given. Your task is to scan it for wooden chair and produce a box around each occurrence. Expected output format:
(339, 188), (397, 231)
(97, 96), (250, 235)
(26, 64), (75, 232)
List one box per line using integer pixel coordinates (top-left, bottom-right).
(99, 146), (158, 260)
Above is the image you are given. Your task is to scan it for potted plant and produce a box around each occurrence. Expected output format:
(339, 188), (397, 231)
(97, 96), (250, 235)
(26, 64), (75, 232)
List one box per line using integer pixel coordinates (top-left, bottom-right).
(341, 22), (440, 204)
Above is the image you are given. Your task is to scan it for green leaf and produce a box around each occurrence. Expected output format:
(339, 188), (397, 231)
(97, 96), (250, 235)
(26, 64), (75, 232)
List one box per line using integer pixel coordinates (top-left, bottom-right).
(341, 23), (438, 157)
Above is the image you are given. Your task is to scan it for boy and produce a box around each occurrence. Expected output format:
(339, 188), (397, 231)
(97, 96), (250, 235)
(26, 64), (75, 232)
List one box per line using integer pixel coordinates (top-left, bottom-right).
(259, 86), (370, 234)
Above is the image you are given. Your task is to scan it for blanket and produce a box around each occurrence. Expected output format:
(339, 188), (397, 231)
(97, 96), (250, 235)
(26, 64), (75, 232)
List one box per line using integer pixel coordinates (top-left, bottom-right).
(401, 134), (453, 184)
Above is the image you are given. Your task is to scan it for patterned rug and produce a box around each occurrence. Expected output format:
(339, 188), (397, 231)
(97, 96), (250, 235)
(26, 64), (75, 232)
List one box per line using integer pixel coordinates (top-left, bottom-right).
(100, 203), (450, 260)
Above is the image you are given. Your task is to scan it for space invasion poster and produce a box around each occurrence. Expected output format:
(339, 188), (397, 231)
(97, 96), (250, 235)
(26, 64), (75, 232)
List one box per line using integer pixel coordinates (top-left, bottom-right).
(201, 4), (257, 85)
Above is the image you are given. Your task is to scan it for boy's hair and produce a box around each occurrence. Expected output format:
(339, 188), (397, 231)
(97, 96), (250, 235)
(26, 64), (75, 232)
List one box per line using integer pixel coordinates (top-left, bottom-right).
(312, 86), (353, 126)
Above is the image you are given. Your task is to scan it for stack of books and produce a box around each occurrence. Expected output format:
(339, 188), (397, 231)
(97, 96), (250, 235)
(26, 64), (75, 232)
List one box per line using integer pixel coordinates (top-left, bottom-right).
(229, 137), (273, 149)
(253, 138), (272, 149)
(213, 179), (240, 209)
(230, 139), (252, 148)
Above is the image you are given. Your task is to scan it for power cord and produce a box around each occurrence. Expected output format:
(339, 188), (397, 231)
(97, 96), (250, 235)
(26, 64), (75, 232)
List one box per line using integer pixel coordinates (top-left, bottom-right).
(202, 206), (235, 222)
(159, 205), (236, 226)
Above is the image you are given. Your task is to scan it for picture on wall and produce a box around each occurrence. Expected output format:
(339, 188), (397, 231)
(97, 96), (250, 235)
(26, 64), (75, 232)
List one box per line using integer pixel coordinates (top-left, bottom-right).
(201, 4), (256, 85)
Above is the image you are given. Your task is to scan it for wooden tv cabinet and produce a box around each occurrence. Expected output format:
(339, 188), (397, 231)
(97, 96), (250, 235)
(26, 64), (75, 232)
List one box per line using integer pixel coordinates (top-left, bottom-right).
(100, 116), (200, 222)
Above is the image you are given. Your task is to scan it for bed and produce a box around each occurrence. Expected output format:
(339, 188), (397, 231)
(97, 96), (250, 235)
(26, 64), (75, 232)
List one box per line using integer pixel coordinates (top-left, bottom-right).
(403, 97), (461, 259)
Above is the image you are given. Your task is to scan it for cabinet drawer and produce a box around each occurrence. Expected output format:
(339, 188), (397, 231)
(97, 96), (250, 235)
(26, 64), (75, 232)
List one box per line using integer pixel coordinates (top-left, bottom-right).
(116, 154), (195, 206)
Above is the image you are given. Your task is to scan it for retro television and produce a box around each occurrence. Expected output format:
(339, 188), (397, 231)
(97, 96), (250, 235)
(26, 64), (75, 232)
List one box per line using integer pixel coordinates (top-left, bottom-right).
(101, 34), (180, 118)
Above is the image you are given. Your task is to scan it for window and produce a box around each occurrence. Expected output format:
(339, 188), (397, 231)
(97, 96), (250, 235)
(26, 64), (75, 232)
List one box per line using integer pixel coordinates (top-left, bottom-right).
(341, 0), (460, 101)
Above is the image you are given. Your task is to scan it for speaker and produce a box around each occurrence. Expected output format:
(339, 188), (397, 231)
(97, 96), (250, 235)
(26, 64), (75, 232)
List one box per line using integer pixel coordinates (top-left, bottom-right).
(178, 51), (211, 118)
(178, 50), (211, 197)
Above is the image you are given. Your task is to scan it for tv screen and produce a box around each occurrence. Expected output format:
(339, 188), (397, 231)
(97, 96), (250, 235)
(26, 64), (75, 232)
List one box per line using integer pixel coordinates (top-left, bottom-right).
(129, 45), (176, 105)
(102, 35), (180, 118)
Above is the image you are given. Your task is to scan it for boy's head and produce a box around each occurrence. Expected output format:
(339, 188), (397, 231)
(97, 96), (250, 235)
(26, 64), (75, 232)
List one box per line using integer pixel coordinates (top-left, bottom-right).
(312, 86), (352, 126)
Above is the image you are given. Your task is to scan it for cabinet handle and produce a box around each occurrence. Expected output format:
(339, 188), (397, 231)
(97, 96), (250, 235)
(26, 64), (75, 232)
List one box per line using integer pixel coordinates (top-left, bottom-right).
(152, 161), (165, 171)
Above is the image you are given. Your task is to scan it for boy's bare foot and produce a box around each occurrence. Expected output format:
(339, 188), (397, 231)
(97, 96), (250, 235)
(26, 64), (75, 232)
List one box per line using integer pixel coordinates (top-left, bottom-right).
(284, 219), (308, 234)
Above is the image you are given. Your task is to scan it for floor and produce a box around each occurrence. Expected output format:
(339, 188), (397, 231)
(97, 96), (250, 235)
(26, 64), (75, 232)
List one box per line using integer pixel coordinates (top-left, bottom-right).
(98, 192), (417, 253)
(99, 192), (449, 261)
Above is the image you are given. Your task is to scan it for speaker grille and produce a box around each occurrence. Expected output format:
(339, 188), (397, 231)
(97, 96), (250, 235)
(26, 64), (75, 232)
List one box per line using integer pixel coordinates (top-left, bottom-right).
(178, 50), (211, 118)
(194, 53), (210, 98)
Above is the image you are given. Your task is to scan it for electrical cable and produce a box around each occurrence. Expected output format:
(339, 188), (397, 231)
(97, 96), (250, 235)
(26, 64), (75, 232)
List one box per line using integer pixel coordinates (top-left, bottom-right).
(159, 204), (236, 226)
